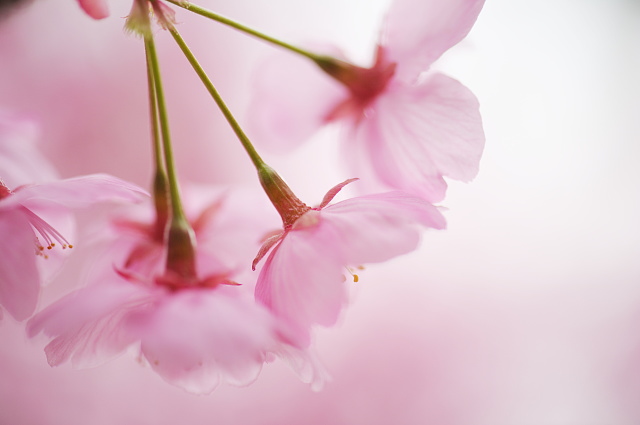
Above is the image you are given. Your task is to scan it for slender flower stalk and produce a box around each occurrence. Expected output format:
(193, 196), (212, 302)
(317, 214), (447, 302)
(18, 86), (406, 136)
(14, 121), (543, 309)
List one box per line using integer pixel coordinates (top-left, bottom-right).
(146, 42), (165, 176)
(168, 26), (311, 229)
(144, 35), (183, 221)
(163, 1), (375, 95)
(144, 32), (197, 280)
(168, 27), (265, 170)
(169, 27), (306, 221)
(145, 39), (170, 239)
(164, 0), (321, 62)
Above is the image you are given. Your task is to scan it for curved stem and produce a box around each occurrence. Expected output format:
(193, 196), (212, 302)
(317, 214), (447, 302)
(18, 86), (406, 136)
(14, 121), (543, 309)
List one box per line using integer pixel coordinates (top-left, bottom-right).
(144, 35), (187, 221)
(145, 43), (166, 173)
(165, 0), (322, 62)
(168, 27), (312, 231)
(169, 26), (266, 170)
(145, 41), (170, 235)
(145, 33), (197, 280)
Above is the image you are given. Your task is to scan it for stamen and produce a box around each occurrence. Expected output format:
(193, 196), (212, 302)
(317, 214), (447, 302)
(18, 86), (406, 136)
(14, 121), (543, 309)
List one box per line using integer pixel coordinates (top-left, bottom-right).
(344, 266), (362, 283)
(20, 207), (73, 256)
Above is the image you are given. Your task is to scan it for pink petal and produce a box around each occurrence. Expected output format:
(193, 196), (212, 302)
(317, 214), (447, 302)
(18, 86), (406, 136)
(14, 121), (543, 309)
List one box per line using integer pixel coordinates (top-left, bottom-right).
(122, 238), (164, 276)
(317, 178), (359, 209)
(381, 0), (485, 82)
(0, 209), (39, 321)
(349, 73), (484, 202)
(27, 282), (150, 367)
(190, 196), (224, 235)
(76, 0), (110, 20)
(8, 174), (148, 211)
(129, 288), (281, 394)
(252, 231), (283, 271)
(276, 345), (329, 391)
(321, 192), (446, 265)
(247, 50), (345, 153)
(184, 185), (274, 272)
(256, 228), (347, 347)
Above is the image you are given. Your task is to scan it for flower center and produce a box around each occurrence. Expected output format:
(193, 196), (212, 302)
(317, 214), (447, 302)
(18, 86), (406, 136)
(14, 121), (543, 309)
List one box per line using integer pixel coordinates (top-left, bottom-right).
(1, 179), (72, 257)
(292, 209), (321, 230)
(318, 47), (396, 122)
(0, 179), (11, 200)
(343, 59), (396, 107)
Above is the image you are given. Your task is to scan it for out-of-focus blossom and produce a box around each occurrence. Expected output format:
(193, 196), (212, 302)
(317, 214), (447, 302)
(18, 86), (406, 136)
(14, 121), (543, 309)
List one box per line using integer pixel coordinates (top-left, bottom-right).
(27, 276), (302, 394)
(109, 185), (273, 282)
(77, 0), (174, 25)
(28, 190), (325, 393)
(253, 177), (446, 347)
(76, 0), (109, 20)
(249, 0), (485, 202)
(0, 175), (147, 321)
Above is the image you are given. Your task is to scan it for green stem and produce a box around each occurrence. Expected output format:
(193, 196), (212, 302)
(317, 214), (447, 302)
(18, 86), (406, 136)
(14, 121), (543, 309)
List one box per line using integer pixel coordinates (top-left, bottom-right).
(165, 0), (322, 62)
(145, 43), (165, 174)
(145, 41), (170, 238)
(144, 34), (187, 221)
(145, 33), (197, 280)
(169, 26), (313, 230)
(169, 26), (266, 170)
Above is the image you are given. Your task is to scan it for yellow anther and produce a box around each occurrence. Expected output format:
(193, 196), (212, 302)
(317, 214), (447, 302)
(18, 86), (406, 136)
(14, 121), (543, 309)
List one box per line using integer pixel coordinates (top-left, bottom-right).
(344, 267), (361, 283)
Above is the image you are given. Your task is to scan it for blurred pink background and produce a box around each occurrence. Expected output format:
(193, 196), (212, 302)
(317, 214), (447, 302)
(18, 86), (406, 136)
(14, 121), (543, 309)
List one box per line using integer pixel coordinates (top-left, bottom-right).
(1, 0), (639, 424)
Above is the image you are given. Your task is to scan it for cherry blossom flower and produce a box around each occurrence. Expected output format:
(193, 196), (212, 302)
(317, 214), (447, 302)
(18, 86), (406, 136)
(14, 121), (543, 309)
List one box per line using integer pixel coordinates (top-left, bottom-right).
(249, 0), (486, 202)
(253, 176), (446, 347)
(28, 191), (325, 393)
(0, 175), (147, 321)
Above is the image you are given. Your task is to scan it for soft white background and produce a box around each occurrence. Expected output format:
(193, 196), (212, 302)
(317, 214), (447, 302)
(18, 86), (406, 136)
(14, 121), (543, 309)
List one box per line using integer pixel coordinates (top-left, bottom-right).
(0, 0), (639, 424)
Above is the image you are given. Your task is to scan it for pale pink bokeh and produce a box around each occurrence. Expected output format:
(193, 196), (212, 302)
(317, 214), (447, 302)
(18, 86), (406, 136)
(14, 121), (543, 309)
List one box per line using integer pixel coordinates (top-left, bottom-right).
(0, 0), (639, 424)
(0, 113), (58, 187)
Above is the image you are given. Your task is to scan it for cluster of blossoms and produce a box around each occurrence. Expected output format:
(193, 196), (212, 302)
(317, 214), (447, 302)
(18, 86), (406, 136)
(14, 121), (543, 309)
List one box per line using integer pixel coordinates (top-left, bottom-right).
(1, 0), (485, 393)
